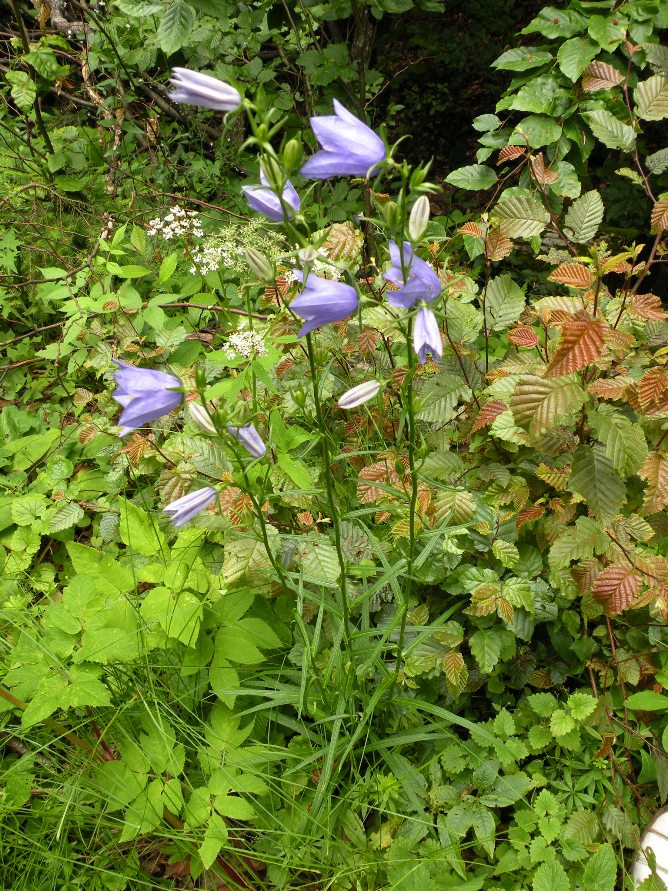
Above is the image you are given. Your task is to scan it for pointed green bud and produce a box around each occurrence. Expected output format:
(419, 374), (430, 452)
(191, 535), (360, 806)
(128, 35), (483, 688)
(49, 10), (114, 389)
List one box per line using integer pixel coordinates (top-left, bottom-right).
(409, 196), (430, 242)
(383, 200), (401, 229)
(282, 138), (302, 172)
(298, 246), (318, 264)
(260, 157), (283, 189)
(245, 248), (274, 281)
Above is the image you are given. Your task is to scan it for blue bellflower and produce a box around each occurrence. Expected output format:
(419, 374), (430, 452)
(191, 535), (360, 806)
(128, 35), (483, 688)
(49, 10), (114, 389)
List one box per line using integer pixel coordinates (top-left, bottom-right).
(290, 271), (359, 336)
(169, 68), (241, 112)
(226, 424), (266, 458)
(413, 307), (442, 365)
(163, 487), (217, 527)
(383, 241), (442, 309)
(112, 361), (183, 436)
(300, 99), (386, 180)
(242, 171), (301, 222)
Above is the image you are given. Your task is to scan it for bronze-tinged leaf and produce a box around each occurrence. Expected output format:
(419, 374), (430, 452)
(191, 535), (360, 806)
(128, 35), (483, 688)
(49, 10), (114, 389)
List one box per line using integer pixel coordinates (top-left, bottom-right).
(275, 356), (295, 378)
(263, 274), (291, 306)
(582, 60), (624, 92)
(459, 221), (485, 237)
(357, 328), (380, 354)
(651, 198), (668, 233)
(588, 378), (630, 400)
(546, 317), (607, 377)
(508, 325), (539, 348)
(536, 462), (571, 490)
(629, 292), (667, 321)
(637, 367), (668, 410)
(498, 145), (526, 164)
(321, 221), (364, 261)
(468, 583), (502, 616)
(530, 153), (558, 185)
(571, 557), (602, 594)
(121, 433), (151, 467)
(548, 262), (595, 288)
(485, 228), (514, 261)
(639, 452), (668, 515)
(79, 424), (98, 446)
(471, 399), (508, 433)
(535, 294), (586, 324)
(605, 327), (636, 351)
(357, 453), (409, 504)
(592, 563), (642, 615)
(528, 668), (553, 688)
(443, 650), (468, 691)
(516, 504), (545, 529)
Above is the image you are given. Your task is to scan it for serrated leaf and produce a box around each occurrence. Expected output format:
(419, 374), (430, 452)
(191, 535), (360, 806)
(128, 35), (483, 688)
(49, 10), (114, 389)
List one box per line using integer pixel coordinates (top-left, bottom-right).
(512, 374), (586, 435)
(510, 115), (563, 149)
(158, 0), (194, 55)
(416, 372), (471, 424)
(485, 229), (514, 261)
(651, 198), (668, 233)
(298, 539), (341, 585)
(47, 502), (85, 533)
(557, 37), (598, 81)
(584, 110), (636, 152)
(548, 262), (595, 288)
(493, 540), (519, 568)
(546, 317), (606, 377)
(472, 400), (508, 433)
(6, 71), (36, 112)
(582, 61), (623, 92)
(443, 650), (468, 691)
(564, 810), (598, 844)
(485, 274), (525, 331)
(550, 709), (576, 736)
(549, 516), (610, 571)
(639, 452), (668, 514)
(470, 628), (502, 674)
(636, 74), (668, 121)
(583, 843), (617, 890)
(645, 43), (668, 74)
(532, 857), (571, 891)
(508, 325), (539, 348)
(563, 190), (604, 243)
(647, 147), (668, 175)
(446, 164), (497, 190)
(569, 444), (625, 523)
(493, 46), (553, 71)
(492, 194), (550, 239)
(589, 411), (648, 476)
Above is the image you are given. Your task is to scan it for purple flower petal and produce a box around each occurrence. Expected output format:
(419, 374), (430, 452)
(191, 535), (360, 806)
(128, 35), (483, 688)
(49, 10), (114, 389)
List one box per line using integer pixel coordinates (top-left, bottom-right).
(242, 175), (300, 222)
(413, 307), (442, 365)
(290, 273), (359, 336)
(226, 424), (266, 458)
(112, 361), (183, 437)
(300, 100), (386, 180)
(383, 240), (441, 309)
(163, 487), (217, 527)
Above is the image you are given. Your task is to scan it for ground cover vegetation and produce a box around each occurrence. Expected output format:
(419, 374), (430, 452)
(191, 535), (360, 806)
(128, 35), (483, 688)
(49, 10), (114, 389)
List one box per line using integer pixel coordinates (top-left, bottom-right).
(1, 0), (668, 888)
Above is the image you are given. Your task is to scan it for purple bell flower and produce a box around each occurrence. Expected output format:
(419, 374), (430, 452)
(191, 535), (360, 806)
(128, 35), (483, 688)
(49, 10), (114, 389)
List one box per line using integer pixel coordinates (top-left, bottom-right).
(112, 361), (183, 437)
(290, 271), (359, 336)
(169, 67), (241, 112)
(242, 171), (300, 222)
(226, 423), (266, 458)
(300, 99), (386, 180)
(383, 241), (442, 309)
(413, 307), (442, 365)
(163, 487), (217, 527)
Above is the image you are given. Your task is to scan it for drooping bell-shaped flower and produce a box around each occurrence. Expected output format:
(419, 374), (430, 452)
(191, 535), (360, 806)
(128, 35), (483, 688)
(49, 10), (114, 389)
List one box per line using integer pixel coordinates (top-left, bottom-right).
(226, 423), (266, 458)
(413, 307), (442, 365)
(169, 67), (241, 112)
(383, 241), (441, 309)
(290, 271), (359, 336)
(338, 380), (382, 409)
(163, 487), (217, 527)
(242, 171), (300, 222)
(112, 361), (183, 436)
(300, 99), (386, 180)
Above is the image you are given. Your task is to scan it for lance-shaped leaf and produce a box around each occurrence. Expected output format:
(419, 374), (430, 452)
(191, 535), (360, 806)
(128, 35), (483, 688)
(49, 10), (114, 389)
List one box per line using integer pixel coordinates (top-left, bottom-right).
(545, 316), (606, 377)
(485, 274), (526, 330)
(592, 563), (642, 615)
(512, 374), (585, 434)
(492, 193), (550, 238)
(568, 444), (626, 523)
(635, 74), (668, 121)
(639, 452), (668, 515)
(651, 198), (668, 233)
(564, 190), (604, 243)
(548, 262), (595, 288)
(582, 60), (623, 92)
(584, 110), (636, 152)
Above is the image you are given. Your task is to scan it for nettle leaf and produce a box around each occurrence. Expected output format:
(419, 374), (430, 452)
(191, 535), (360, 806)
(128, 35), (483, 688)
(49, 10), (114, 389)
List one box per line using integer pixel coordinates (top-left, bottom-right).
(557, 37), (599, 81)
(584, 110), (635, 152)
(5, 71), (36, 112)
(446, 164), (497, 190)
(550, 709), (576, 737)
(582, 843), (617, 891)
(532, 857), (571, 891)
(492, 46), (553, 71)
(635, 74), (668, 121)
(492, 193), (551, 239)
(564, 190), (604, 243)
(568, 444), (626, 523)
(485, 275), (525, 331)
(545, 317), (606, 377)
(511, 374), (585, 435)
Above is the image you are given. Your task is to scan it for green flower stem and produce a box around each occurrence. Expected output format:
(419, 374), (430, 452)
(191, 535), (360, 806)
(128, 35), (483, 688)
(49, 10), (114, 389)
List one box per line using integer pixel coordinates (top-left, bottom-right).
(305, 333), (352, 651)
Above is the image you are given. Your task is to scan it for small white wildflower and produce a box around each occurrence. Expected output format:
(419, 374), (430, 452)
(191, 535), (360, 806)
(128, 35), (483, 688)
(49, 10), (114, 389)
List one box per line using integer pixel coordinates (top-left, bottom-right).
(225, 329), (268, 360)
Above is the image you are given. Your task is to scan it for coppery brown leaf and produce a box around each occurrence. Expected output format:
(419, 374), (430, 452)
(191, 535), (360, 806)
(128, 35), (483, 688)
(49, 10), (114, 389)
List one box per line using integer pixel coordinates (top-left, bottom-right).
(588, 378), (630, 400)
(592, 563), (642, 615)
(639, 452), (668, 514)
(530, 153), (558, 185)
(545, 317), (607, 377)
(651, 198), (668, 233)
(582, 60), (623, 92)
(629, 292), (667, 321)
(516, 505), (545, 529)
(459, 222), (485, 237)
(508, 325), (539, 348)
(548, 262), (595, 288)
(498, 145), (526, 164)
(485, 228), (514, 261)
(637, 367), (668, 410)
(471, 399), (508, 433)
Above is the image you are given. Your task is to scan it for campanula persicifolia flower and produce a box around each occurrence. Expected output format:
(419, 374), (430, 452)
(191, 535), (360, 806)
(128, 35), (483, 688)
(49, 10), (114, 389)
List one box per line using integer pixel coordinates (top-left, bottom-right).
(226, 424), (266, 458)
(383, 241), (441, 309)
(338, 380), (382, 409)
(300, 99), (386, 180)
(242, 171), (300, 222)
(413, 307), (442, 365)
(163, 487), (217, 527)
(290, 271), (359, 336)
(112, 361), (182, 436)
(169, 68), (241, 112)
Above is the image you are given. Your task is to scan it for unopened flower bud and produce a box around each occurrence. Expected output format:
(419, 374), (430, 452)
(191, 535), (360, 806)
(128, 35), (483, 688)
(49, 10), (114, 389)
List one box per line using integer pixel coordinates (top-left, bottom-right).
(383, 200), (401, 230)
(260, 157), (283, 189)
(282, 138), (302, 171)
(189, 401), (217, 434)
(298, 246), (318, 264)
(245, 248), (274, 281)
(409, 196), (430, 242)
(337, 380), (382, 409)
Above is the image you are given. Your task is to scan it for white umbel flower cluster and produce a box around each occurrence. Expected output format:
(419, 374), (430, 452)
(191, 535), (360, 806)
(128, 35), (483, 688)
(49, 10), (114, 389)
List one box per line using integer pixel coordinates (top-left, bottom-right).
(147, 205), (204, 240)
(224, 329), (268, 359)
(189, 237), (230, 275)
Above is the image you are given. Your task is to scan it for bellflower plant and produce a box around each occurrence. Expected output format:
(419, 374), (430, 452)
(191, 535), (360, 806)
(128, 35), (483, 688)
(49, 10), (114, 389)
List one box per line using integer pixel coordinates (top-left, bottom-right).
(338, 380), (382, 409)
(300, 99), (386, 179)
(163, 487), (217, 527)
(112, 361), (183, 436)
(413, 306), (442, 365)
(169, 67), (241, 112)
(227, 424), (267, 458)
(242, 171), (300, 222)
(383, 241), (441, 309)
(290, 271), (359, 336)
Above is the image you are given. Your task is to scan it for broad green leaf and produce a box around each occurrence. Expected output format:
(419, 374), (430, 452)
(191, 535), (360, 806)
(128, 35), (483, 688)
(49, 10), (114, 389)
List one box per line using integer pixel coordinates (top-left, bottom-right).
(510, 75), (570, 116)
(470, 628), (502, 674)
(67, 543), (134, 595)
(446, 165), (497, 190)
(511, 374), (585, 435)
(550, 709), (576, 737)
(158, 0), (194, 55)
(221, 531), (277, 591)
(568, 444), (626, 524)
(120, 780), (163, 841)
(118, 498), (167, 558)
(635, 74), (668, 121)
(532, 857), (571, 891)
(6, 71), (36, 112)
(549, 516), (610, 571)
(588, 14), (628, 50)
(492, 47), (553, 71)
(276, 452), (313, 489)
(416, 372), (471, 424)
(158, 252), (179, 282)
(199, 813), (228, 870)
(77, 598), (141, 663)
(472, 114), (501, 131)
(492, 193), (551, 238)
(645, 44), (668, 75)
(509, 115), (563, 148)
(114, 0), (163, 14)
(557, 38), (599, 81)
(299, 539), (341, 585)
(140, 587), (202, 646)
(584, 110), (636, 152)
(214, 794), (255, 820)
(589, 410), (648, 476)
(522, 7), (587, 39)
(564, 190), (604, 243)
(582, 843), (617, 891)
(646, 147), (668, 175)
(485, 274), (525, 331)
(567, 691), (596, 719)
(96, 761), (147, 813)
(625, 690), (668, 711)
(528, 692), (558, 717)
